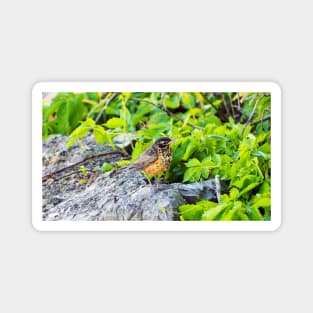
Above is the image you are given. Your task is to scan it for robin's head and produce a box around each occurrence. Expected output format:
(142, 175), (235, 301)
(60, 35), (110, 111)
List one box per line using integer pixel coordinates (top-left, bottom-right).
(153, 137), (174, 149)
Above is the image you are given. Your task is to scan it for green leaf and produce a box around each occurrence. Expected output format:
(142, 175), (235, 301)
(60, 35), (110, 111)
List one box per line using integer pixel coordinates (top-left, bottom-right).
(132, 141), (151, 161)
(259, 180), (270, 194)
(85, 92), (100, 102)
(105, 117), (126, 129)
(252, 150), (269, 160)
(237, 212), (250, 220)
(259, 143), (271, 154)
(201, 203), (227, 220)
(53, 94), (87, 135)
(183, 157), (217, 182)
(220, 154), (233, 164)
(183, 167), (201, 182)
(42, 123), (49, 138)
(120, 106), (133, 131)
(201, 167), (209, 179)
(67, 119), (95, 148)
(106, 106), (120, 116)
(80, 165), (87, 176)
(132, 103), (153, 126)
(246, 206), (264, 220)
(204, 115), (222, 126)
(182, 130), (202, 160)
(182, 139), (198, 160)
(180, 93), (195, 109)
(221, 201), (242, 220)
(188, 108), (201, 116)
(116, 160), (131, 167)
(256, 132), (268, 144)
(229, 188), (240, 200)
(179, 201), (207, 220)
(172, 145), (185, 164)
(239, 182), (262, 196)
(232, 174), (259, 189)
(179, 200), (217, 220)
(148, 111), (170, 126)
(201, 159), (217, 167)
(243, 125), (252, 137)
(185, 158), (201, 167)
(206, 134), (229, 141)
(100, 162), (113, 172)
(253, 197), (271, 208)
(165, 94), (180, 109)
(93, 125), (108, 144)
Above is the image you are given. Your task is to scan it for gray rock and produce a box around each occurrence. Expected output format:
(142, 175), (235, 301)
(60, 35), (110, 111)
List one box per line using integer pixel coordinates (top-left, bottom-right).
(42, 134), (219, 221)
(113, 133), (137, 149)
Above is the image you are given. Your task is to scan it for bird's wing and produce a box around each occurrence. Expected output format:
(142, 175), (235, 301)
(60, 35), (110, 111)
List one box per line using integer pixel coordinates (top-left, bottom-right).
(130, 146), (158, 169)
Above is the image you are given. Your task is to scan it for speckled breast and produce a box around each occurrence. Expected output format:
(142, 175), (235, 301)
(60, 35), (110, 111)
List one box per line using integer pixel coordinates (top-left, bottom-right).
(143, 147), (172, 175)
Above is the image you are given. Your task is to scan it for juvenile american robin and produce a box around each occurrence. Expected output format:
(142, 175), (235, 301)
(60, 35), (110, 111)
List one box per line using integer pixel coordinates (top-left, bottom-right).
(114, 137), (174, 179)
(130, 137), (174, 175)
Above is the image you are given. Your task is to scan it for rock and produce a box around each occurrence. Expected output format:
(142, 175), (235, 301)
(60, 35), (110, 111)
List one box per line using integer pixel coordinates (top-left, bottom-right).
(113, 133), (137, 149)
(42, 134), (219, 221)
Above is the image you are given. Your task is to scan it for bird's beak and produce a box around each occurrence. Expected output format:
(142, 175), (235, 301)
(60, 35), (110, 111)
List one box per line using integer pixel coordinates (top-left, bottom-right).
(170, 138), (176, 143)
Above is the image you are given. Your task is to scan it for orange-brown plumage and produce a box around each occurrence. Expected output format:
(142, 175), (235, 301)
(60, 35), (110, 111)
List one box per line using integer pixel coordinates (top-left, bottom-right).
(128, 137), (173, 176)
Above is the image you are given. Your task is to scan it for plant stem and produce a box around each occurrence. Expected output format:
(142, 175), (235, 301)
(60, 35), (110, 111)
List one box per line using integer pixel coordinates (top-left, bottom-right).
(42, 150), (128, 181)
(95, 92), (120, 123)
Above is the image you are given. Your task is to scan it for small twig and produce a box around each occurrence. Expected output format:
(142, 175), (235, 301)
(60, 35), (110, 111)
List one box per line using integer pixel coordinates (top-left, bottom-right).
(85, 92), (110, 117)
(228, 93), (236, 117)
(261, 107), (271, 129)
(87, 98), (106, 118)
(160, 92), (168, 116)
(221, 93), (231, 118)
(246, 94), (264, 124)
(256, 97), (271, 129)
(53, 169), (81, 182)
(241, 93), (262, 135)
(101, 92), (109, 99)
(236, 93), (241, 111)
(95, 92), (120, 123)
(249, 114), (271, 126)
(42, 150), (128, 181)
(132, 97), (172, 114)
(208, 101), (219, 112)
(130, 97), (203, 130)
(215, 175), (221, 203)
(240, 93), (248, 106)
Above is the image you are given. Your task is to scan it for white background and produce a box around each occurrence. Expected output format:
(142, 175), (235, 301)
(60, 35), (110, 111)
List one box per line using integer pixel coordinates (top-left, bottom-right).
(0, 1), (312, 312)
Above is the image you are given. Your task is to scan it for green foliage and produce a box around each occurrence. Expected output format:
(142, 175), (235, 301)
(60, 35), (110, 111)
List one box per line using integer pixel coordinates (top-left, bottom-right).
(183, 158), (217, 182)
(80, 165), (87, 176)
(42, 93), (97, 137)
(100, 162), (114, 173)
(43, 91), (271, 221)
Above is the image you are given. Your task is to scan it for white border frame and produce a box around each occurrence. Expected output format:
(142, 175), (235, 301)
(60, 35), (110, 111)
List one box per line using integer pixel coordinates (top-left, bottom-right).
(32, 82), (281, 231)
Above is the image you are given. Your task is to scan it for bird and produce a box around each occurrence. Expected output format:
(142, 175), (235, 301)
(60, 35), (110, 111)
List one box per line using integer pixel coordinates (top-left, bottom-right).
(112, 137), (174, 181)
